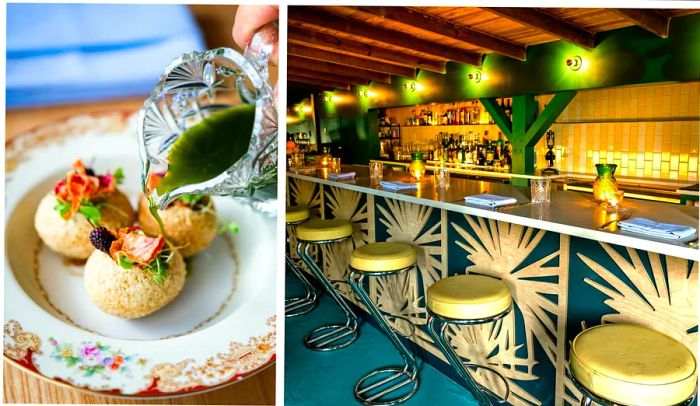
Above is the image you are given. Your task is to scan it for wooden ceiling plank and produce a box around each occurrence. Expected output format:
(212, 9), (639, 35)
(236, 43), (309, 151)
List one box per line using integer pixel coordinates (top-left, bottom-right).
(289, 7), (483, 67)
(288, 67), (370, 87)
(288, 43), (417, 78)
(288, 74), (350, 91)
(362, 6), (526, 60)
(483, 7), (595, 49)
(288, 26), (445, 73)
(288, 55), (392, 84)
(612, 9), (670, 38)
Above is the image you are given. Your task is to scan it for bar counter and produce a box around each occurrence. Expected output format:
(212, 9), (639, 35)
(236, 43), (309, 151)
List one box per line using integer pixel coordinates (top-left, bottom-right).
(286, 165), (699, 404)
(290, 164), (698, 261)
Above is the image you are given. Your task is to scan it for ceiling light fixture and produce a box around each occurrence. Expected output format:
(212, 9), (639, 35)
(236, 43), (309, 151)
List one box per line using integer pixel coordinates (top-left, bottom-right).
(566, 56), (583, 71)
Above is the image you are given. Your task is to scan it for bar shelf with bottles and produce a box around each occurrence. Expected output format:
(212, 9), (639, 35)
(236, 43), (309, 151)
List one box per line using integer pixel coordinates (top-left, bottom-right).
(379, 98), (513, 171)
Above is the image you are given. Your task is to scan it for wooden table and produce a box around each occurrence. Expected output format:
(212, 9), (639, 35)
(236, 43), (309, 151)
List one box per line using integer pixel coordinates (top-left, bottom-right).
(4, 97), (276, 404)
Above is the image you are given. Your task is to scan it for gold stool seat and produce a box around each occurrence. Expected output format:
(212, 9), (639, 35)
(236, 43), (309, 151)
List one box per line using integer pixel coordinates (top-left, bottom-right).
(286, 205), (310, 224)
(296, 218), (353, 242)
(570, 324), (697, 406)
(426, 274), (512, 320)
(350, 242), (416, 272)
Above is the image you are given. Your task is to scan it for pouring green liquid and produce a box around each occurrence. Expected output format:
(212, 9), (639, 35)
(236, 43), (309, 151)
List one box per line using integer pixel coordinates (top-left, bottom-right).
(143, 104), (257, 237)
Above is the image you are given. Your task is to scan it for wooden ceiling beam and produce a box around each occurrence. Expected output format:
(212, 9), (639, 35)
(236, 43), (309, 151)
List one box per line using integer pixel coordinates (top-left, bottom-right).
(288, 67), (370, 87)
(359, 6), (526, 61)
(288, 43), (417, 78)
(288, 55), (392, 84)
(612, 9), (670, 38)
(289, 7), (483, 67)
(288, 26), (445, 74)
(483, 7), (595, 50)
(288, 75), (350, 91)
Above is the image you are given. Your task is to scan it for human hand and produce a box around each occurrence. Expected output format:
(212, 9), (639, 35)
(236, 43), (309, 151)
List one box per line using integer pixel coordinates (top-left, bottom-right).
(232, 5), (279, 66)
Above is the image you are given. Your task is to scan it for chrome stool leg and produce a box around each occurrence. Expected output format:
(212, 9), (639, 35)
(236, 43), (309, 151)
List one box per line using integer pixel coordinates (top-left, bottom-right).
(299, 239), (359, 351)
(285, 221), (319, 317)
(284, 253), (318, 317)
(349, 268), (419, 405)
(427, 309), (511, 406)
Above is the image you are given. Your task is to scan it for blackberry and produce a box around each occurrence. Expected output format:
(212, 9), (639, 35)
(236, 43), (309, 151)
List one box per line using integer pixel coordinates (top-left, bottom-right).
(90, 227), (115, 253)
(85, 168), (95, 176)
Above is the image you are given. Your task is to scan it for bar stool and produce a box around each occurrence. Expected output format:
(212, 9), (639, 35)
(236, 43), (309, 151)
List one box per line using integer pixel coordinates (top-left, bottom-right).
(296, 218), (360, 351)
(426, 274), (512, 406)
(348, 242), (420, 405)
(285, 206), (318, 317)
(568, 324), (697, 406)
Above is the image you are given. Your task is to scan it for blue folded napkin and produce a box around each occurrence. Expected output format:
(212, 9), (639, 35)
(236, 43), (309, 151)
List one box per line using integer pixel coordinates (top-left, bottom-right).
(7, 4), (205, 108)
(328, 172), (356, 180)
(380, 181), (418, 191)
(465, 194), (518, 208)
(618, 217), (697, 240)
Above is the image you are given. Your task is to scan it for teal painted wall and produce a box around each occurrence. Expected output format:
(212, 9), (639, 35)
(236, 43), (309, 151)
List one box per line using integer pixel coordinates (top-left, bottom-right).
(298, 14), (700, 164)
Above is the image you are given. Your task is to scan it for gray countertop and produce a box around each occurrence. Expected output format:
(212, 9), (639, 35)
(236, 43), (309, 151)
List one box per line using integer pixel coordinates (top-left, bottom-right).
(288, 164), (699, 261)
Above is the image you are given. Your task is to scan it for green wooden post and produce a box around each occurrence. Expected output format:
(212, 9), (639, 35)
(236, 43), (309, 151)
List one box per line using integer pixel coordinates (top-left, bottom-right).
(483, 92), (576, 186)
(480, 98), (512, 138)
(509, 95), (539, 185)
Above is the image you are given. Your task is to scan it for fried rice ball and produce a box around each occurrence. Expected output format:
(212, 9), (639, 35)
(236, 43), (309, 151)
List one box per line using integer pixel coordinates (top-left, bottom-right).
(34, 190), (136, 260)
(83, 248), (186, 319)
(137, 196), (217, 258)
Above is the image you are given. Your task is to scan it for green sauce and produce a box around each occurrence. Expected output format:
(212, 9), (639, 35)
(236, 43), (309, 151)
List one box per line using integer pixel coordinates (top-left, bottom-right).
(147, 196), (168, 238)
(156, 104), (256, 195)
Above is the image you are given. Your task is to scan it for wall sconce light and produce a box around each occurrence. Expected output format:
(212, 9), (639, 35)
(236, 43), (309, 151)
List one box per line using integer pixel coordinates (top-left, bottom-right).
(566, 56), (583, 71)
(356, 90), (369, 97)
(294, 105), (302, 112)
(321, 94), (332, 102)
(468, 71), (483, 83)
(403, 82), (416, 92)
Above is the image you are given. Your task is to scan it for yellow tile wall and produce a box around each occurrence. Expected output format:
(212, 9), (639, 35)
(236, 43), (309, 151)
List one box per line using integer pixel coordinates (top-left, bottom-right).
(535, 82), (700, 181)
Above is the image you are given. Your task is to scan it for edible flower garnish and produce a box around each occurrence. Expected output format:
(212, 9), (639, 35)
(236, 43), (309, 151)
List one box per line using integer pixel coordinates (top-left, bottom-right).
(53, 160), (124, 224)
(109, 227), (171, 284)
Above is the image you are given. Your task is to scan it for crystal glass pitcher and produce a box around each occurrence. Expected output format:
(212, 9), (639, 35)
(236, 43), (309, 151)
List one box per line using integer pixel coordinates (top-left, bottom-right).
(138, 23), (278, 210)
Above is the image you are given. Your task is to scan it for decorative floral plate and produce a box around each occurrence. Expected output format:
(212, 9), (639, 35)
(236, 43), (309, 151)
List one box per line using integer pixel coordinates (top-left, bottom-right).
(4, 112), (276, 397)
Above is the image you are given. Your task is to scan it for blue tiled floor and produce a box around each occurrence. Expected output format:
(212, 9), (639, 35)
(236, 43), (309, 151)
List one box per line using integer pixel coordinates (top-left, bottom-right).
(284, 275), (477, 405)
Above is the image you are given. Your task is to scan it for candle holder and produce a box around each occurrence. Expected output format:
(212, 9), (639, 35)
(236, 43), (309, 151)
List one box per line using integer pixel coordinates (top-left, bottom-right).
(370, 161), (383, 179)
(530, 178), (551, 203)
(593, 163), (618, 203)
(602, 190), (625, 212)
(410, 152), (426, 181)
(434, 166), (450, 189)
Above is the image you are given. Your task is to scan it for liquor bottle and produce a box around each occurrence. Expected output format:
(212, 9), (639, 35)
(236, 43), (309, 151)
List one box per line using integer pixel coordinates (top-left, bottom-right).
(504, 140), (512, 169)
(472, 101), (481, 124)
(442, 109), (448, 125)
(506, 99), (513, 120)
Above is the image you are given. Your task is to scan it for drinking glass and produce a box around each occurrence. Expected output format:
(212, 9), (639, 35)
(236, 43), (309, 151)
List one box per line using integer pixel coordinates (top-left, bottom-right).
(370, 161), (383, 179)
(291, 152), (305, 168)
(138, 24), (278, 209)
(330, 157), (341, 172)
(531, 178), (551, 203)
(434, 166), (450, 189)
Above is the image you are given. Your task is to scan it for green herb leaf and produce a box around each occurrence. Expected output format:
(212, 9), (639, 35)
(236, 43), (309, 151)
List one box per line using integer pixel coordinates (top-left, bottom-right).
(53, 199), (71, 218)
(118, 255), (134, 270)
(78, 201), (102, 226)
(218, 221), (240, 235)
(143, 251), (170, 285)
(157, 105), (256, 195)
(113, 167), (124, 184)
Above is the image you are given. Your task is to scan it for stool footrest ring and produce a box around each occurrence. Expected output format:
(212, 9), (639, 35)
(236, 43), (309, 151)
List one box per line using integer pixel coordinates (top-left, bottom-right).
(285, 297), (318, 317)
(354, 366), (419, 406)
(304, 323), (358, 351)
